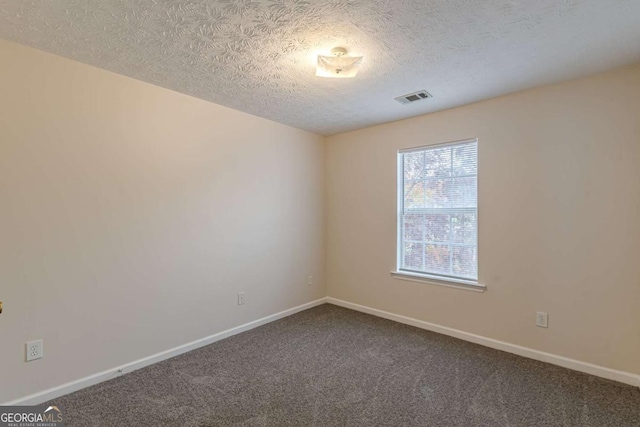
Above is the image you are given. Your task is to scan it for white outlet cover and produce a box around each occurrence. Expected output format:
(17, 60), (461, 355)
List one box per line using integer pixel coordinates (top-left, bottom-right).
(238, 292), (245, 306)
(26, 339), (43, 361)
(536, 312), (549, 328)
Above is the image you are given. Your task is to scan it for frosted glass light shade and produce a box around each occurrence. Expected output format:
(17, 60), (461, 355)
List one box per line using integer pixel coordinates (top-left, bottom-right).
(316, 54), (363, 78)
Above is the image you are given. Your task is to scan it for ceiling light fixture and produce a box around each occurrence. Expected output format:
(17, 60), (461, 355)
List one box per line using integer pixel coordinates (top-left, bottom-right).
(316, 47), (363, 78)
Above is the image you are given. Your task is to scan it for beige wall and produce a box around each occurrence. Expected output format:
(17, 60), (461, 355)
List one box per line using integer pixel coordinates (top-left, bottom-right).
(1, 38), (639, 404)
(0, 40), (325, 403)
(326, 64), (640, 375)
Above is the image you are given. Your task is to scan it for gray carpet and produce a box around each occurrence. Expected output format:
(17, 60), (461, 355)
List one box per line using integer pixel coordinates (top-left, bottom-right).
(47, 304), (640, 426)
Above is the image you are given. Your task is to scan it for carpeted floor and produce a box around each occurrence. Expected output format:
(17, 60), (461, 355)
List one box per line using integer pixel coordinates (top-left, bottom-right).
(47, 304), (640, 426)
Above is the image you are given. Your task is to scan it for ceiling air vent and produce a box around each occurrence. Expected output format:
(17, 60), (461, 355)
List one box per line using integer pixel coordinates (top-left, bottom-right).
(395, 90), (432, 105)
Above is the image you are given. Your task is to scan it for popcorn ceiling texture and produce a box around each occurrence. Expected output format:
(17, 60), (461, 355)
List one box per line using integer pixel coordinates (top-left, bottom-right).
(1, 0), (639, 135)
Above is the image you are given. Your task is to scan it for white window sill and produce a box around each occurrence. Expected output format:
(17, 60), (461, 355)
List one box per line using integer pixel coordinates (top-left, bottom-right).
(390, 270), (486, 293)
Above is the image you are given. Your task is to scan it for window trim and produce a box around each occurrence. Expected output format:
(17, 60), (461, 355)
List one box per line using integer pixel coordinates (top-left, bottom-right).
(390, 270), (486, 292)
(394, 138), (484, 291)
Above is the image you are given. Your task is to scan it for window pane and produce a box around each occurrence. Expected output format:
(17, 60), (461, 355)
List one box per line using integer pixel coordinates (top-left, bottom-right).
(453, 246), (477, 278)
(452, 144), (477, 176)
(424, 244), (450, 274)
(424, 179), (446, 208)
(404, 180), (425, 208)
(452, 213), (477, 244)
(403, 213), (424, 241)
(423, 177), (476, 209)
(424, 146), (452, 178)
(447, 177), (477, 208)
(425, 214), (450, 242)
(403, 242), (423, 270)
(403, 151), (425, 181)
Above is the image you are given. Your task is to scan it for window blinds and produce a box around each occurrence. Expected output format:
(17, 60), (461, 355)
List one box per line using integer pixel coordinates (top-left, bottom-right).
(398, 139), (478, 281)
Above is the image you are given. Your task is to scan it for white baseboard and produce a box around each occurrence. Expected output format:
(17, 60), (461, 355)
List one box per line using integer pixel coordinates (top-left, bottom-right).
(5, 295), (637, 405)
(3, 297), (328, 406)
(327, 297), (640, 388)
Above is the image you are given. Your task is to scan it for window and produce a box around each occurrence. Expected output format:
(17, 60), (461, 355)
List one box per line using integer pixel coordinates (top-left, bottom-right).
(395, 139), (479, 287)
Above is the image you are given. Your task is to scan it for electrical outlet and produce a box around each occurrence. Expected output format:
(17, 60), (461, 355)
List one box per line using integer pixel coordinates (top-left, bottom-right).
(308, 276), (313, 286)
(237, 292), (245, 306)
(536, 312), (548, 328)
(26, 339), (43, 362)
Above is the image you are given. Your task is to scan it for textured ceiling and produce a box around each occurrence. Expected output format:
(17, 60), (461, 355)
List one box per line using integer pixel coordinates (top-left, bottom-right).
(1, 1), (640, 135)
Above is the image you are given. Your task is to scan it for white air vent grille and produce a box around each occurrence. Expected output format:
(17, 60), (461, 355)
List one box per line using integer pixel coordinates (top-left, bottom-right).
(395, 90), (432, 105)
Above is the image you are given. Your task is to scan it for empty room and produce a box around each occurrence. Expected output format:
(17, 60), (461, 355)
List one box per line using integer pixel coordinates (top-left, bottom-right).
(1, 1), (639, 426)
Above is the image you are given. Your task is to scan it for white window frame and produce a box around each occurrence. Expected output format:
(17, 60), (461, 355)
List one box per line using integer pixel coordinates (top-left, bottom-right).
(391, 138), (485, 292)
